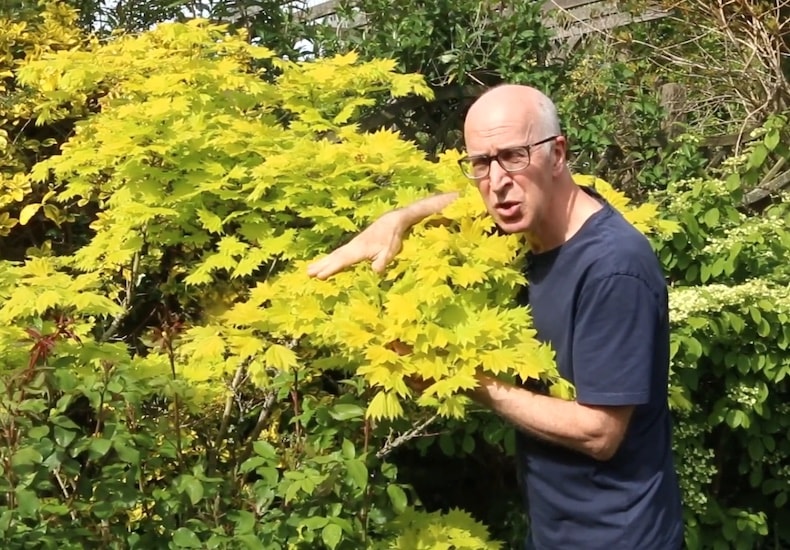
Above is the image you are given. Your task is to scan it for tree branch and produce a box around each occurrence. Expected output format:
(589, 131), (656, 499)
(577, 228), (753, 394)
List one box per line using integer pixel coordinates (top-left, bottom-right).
(208, 362), (248, 475)
(376, 414), (440, 460)
(101, 250), (140, 342)
(239, 390), (278, 464)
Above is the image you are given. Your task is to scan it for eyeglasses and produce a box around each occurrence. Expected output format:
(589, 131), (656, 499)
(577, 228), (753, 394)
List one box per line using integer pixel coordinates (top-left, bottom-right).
(457, 135), (559, 180)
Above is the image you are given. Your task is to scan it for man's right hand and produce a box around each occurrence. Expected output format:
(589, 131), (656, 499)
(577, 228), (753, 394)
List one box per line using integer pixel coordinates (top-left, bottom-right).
(307, 192), (459, 280)
(307, 209), (409, 280)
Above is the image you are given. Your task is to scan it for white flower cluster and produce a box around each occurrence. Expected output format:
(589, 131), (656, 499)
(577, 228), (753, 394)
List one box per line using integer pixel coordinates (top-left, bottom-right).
(764, 450), (790, 468)
(703, 214), (785, 258)
(666, 178), (730, 213)
(672, 417), (716, 514)
(726, 382), (762, 409)
(719, 153), (750, 172)
(669, 279), (790, 324)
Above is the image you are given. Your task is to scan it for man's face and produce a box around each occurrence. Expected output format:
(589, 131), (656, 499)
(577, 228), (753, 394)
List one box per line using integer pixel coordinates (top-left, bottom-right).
(463, 110), (561, 235)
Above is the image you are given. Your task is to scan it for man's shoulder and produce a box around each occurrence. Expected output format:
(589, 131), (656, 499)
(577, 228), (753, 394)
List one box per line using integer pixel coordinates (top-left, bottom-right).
(577, 206), (664, 284)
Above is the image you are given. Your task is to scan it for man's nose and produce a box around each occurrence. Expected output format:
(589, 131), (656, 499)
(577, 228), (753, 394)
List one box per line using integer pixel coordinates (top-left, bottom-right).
(488, 158), (511, 191)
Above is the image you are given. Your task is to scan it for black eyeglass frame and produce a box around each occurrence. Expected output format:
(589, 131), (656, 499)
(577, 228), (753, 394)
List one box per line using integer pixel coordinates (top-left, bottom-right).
(457, 135), (560, 180)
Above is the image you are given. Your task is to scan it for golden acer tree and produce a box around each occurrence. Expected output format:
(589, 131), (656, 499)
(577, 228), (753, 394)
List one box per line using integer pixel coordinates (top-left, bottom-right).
(16, 14), (674, 419)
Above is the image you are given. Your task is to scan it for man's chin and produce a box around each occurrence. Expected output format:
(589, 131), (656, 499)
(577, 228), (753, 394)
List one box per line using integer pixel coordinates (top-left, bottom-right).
(495, 217), (530, 234)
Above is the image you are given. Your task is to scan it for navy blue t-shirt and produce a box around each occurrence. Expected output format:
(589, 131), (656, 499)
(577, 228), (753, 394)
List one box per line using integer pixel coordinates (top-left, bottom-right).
(517, 188), (683, 549)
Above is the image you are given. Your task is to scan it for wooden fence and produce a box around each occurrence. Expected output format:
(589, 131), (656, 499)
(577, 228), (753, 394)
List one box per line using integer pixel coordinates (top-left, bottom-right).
(299, 0), (668, 43)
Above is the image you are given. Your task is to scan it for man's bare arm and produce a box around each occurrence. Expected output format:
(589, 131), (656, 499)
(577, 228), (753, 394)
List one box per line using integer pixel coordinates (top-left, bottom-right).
(472, 374), (633, 461)
(307, 192), (458, 280)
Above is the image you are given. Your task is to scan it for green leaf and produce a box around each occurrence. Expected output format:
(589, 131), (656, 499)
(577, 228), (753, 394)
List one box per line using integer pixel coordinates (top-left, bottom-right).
(439, 432), (455, 455)
(346, 459), (368, 490)
(184, 477), (204, 505)
(172, 527), (202, 548)
(114, 443), (140, 464)
(728, 313), (745, 334)
(233, 535), (265, 549)
(231, 510), (256, 534)
(284, 479), (302, 503)
(11, 447), (43, 468)
(756, 318), (771, 337)
(88, 437), (112, 459)
(764, 128), (780, 151)
(685, 337), (703, 361)
(724, 173), (740, 191)
(301, 516), (329, 530)
(252, 440), (277, 460)
(462, 434), (475, 454)
(329, 403), (365, 421)
(747, 439), (763, 461)
(240, 456), (267, 473)
(341, 438), (355, 460)
(50, 415), (81, 431)
(14, 488), (39, 518)
(703, 208), (720, 227)
(321, 523), (343, 550)
(748, 143), (768, 169)
(54, 426), (76, 448)
(386, 484), (408, 513)
(28, 426), (49, 440)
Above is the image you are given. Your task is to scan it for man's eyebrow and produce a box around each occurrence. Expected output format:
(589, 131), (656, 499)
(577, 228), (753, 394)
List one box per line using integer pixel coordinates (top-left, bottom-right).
(466, 143), (527, 156)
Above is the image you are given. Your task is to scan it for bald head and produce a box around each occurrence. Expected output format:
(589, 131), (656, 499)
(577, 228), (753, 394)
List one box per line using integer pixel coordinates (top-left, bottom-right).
(464, 84), (561, 145)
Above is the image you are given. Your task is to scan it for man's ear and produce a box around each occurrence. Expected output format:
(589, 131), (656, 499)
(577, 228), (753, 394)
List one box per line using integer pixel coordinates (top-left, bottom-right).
(552, 136), (567, 173)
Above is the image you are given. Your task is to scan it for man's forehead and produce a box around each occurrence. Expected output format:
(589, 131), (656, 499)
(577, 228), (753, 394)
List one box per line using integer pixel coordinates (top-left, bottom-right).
(463, 124), (535, 153)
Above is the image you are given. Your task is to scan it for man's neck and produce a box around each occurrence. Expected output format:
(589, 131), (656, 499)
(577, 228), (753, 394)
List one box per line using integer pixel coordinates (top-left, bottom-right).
(529, 183), (603, 253)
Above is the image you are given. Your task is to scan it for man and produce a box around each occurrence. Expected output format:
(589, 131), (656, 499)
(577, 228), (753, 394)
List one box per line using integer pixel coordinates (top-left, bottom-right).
(308, 85), (683, 549)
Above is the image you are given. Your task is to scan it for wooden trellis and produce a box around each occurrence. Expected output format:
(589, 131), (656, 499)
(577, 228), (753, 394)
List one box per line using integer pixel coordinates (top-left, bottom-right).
(299, 0), (669, 43)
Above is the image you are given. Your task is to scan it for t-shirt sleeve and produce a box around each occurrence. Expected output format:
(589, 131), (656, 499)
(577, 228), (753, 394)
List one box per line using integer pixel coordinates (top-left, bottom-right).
(572, 273), (661, 406)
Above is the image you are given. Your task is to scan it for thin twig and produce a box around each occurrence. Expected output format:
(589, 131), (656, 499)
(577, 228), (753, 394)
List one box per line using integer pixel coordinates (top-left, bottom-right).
(53, 468), (78, 521)
(207, 362), (248, 475)
(376, 414), (440, 460)
(239, 391), (278, 464)
(101, 251), (140, 342)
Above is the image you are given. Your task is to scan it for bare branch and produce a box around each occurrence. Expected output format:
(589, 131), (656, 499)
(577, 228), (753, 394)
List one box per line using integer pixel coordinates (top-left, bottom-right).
(101, 250), (140, 342)
(53, 468), (78, 521)
(208, 362), (249, 475)
(376, 414), (440, 460)
(239, 390), (278, 465)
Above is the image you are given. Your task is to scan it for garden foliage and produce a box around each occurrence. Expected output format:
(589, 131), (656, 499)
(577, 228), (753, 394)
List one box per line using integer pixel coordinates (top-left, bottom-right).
(0, 4), (788, 549)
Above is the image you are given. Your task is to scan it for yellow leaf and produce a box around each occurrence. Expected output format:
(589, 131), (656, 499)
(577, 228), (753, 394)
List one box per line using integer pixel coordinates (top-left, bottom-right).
(19, 203), (41, 225)
(436, 395), (467, 418)
(549, 379), (576, 401)
(334, 320), (374, 349)
(366, 391), (403, 420)
(197, 208), (224, 234)
(366, 391), (388, 421)
(384, 295), (421, 326)
(223, 300), (268, 327)
(451, 264), (487, 288)
(264, 343), (298, 370)
(35, 290), (63, 313)
(480, 348), (518, 374)
(364, 345), (400, 366)
(229, 334), (264, 359)
(191, 332), (227, 360)
(344, 298), (383, 328)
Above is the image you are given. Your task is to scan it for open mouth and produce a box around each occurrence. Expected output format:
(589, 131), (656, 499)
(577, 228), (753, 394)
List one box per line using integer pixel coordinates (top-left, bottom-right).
(495, 201), (521, 217)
